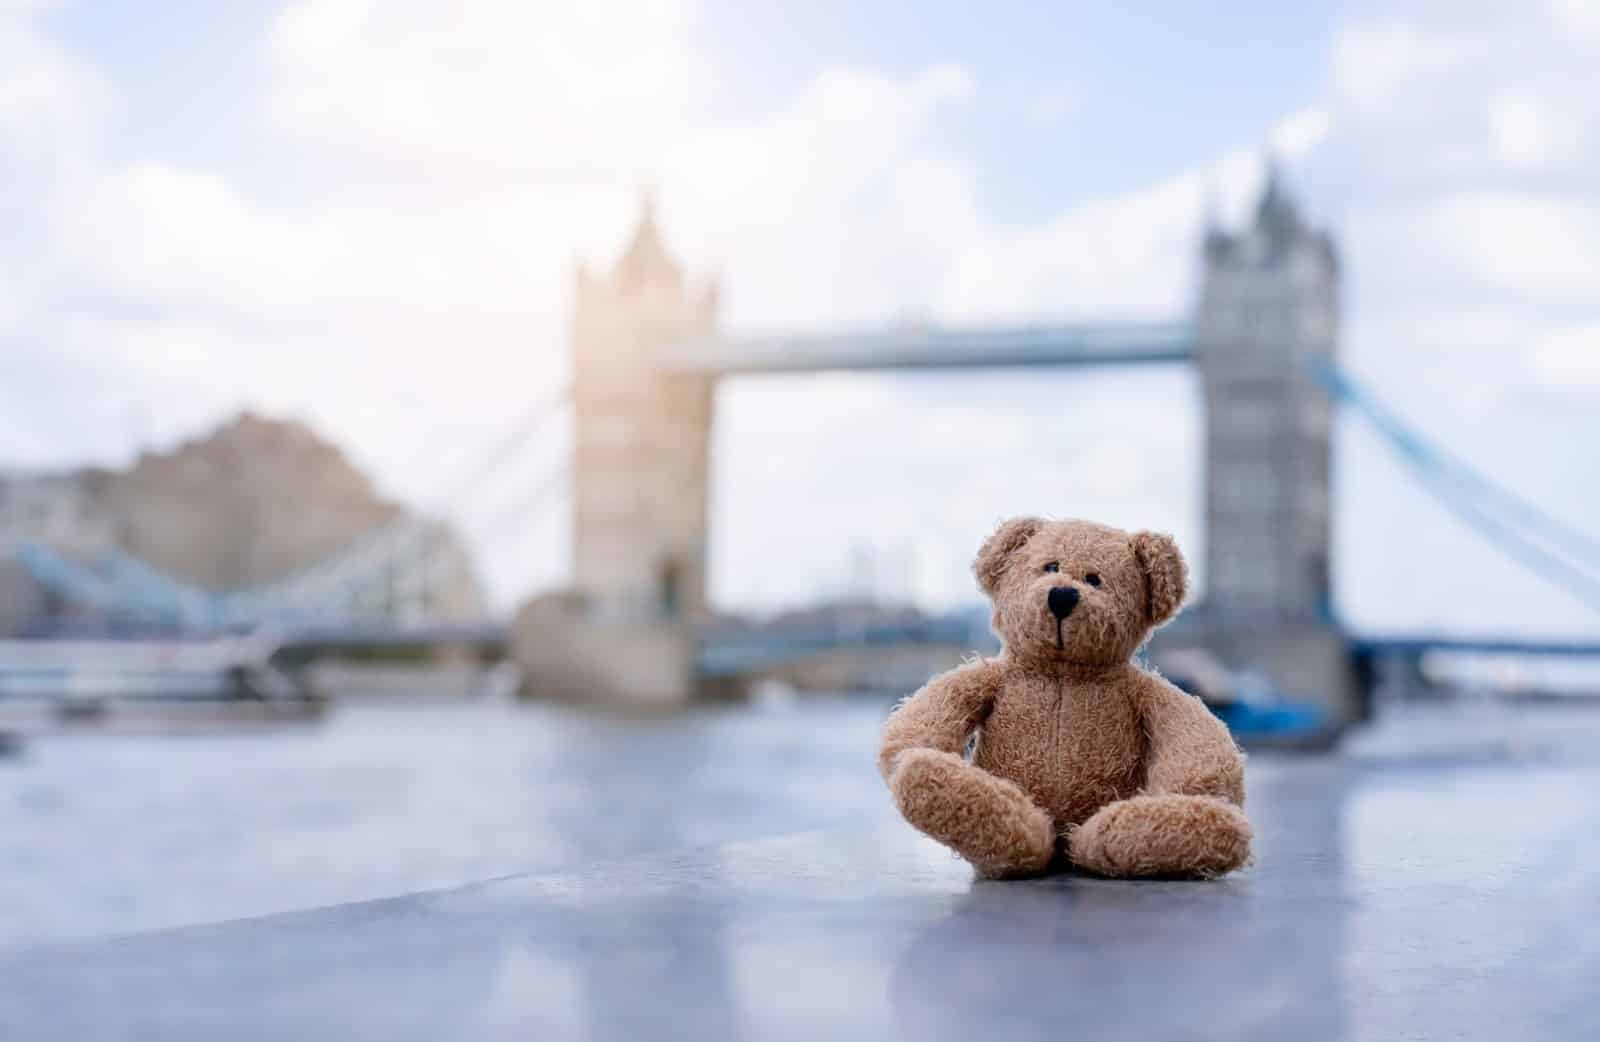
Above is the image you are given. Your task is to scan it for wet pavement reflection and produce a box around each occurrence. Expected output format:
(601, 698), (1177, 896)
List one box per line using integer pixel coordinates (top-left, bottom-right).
(4, 702), (1600, 1040)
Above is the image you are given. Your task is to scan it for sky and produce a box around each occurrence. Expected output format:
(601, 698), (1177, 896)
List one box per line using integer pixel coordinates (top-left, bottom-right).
(2, 0), (1598, 638)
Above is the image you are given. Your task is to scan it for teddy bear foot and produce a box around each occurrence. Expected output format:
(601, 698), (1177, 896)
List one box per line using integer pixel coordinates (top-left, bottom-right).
(1069, 793), (1252, 879)
(888, 748), (1055, 878)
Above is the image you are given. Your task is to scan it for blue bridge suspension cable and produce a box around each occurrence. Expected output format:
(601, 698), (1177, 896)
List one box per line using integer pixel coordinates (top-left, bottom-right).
(1313, 361), (1600, 616)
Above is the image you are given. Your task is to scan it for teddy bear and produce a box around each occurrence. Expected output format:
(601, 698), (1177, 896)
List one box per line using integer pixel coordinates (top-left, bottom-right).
(877, 517), (1251, 879)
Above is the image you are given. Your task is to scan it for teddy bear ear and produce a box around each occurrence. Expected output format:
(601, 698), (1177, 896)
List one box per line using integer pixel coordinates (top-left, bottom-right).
(973, 517), (1044, 595)
(1130, 530), (1188, 626)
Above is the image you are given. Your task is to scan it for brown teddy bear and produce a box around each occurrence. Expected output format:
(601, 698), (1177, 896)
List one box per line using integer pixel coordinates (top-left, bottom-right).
(878, 517), (1251, 879)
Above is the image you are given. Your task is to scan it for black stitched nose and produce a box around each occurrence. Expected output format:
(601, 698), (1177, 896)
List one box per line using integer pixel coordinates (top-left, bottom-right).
(1048, 585), (1079, 620)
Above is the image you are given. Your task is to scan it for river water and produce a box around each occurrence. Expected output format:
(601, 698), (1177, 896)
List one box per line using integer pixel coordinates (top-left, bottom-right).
(0, 695), (901, 950)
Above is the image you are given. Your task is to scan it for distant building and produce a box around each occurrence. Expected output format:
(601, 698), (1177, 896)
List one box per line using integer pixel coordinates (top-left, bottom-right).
(0, 413), (486, 634)
(0, 470), (116, 557)
(0, 470), (118, 631)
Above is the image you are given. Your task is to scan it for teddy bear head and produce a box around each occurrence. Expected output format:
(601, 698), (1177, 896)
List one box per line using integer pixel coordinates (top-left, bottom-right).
(973, 517), (1188, 668)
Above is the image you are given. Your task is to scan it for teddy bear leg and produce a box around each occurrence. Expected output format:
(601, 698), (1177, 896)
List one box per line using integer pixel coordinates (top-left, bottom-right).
(1068, 793), (1251, 879)
(888, 748), (1055, 879)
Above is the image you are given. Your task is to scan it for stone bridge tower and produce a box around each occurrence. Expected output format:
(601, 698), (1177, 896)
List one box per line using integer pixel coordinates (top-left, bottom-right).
(515, 200), (718, 705)
(1191, 168), (1355, 717)
(571, 200), (718, 623)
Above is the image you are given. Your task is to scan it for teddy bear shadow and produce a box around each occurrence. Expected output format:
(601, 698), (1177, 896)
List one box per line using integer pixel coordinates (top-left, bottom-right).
(886, 873), (1349, 1042)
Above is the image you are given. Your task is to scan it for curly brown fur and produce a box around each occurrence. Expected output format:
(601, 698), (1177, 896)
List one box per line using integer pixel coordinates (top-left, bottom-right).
(1069, 794), (1252, 879)
(878, 517), (1252, 880)
(888, 749), (1055, 878)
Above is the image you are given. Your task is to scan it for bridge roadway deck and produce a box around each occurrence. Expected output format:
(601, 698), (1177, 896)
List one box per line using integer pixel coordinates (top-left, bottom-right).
(658, 319), (1195, 374)
(3, 737), (1598, 1040)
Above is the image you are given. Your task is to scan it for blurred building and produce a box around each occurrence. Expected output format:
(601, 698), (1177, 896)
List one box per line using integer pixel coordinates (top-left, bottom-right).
(0, 470), (117, 556)
(0, 413), (486, 634)
(0, 470), (119, 630)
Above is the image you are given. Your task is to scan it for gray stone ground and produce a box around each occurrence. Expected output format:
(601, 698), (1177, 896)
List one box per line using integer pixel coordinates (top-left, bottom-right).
(4, 703), (1600, 1041)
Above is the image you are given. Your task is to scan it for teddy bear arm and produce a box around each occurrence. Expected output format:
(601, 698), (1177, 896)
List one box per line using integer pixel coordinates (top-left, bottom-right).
(1136, 674), (1246, 806)
(876, 659), (1000, 782)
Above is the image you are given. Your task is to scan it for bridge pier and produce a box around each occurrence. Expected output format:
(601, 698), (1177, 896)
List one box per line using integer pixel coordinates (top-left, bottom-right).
(1161, 623), (1362, 723)
(512, 593), (698, 708)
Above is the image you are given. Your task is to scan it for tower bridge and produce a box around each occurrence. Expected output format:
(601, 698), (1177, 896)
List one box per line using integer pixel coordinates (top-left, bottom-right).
(521, 173), (1355, 712)
(12, 172), (1600, 718)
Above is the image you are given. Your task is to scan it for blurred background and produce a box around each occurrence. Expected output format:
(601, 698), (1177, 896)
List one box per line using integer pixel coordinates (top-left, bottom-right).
(2, 0), (1599, 949)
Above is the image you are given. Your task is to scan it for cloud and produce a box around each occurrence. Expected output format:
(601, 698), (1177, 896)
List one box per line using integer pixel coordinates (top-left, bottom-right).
(1548, 0), (1600, 40)
(0, 0), (101, 339)
(1271, 106), (1332, 160)
(1330, 18), (1488, 121)
(1486, 92), (1571, 170)
(936, 144), (1268, 324)
(1352, 192), (1600, 303)
(268, 0), (706, 185)
(1533, 324), (1600, 392)
(0, 1), (98, 149)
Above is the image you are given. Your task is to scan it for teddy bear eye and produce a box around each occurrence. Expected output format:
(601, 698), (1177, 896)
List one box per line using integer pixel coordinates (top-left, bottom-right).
(1043, 562), (1060, 574)
(1084, 573), (1102, 587)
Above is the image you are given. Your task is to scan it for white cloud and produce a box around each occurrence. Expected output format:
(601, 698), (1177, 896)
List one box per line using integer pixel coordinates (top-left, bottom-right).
(1533, 323), (1600, 391)
(0, 2), (97, 144)
(1270, 106), (1331, 160)
(51, 160), (622, 339)
(1353, 192), (1600, 301)
(712, 368), (1201, 610)
(1486, 92), (1573, 170)
(937, 145), (1267, 324)
(1331, 18), (1488, 119)
(268, 0), (706, 184)
(1547, 0), (1600, 41)
(0, 1), (102, 339)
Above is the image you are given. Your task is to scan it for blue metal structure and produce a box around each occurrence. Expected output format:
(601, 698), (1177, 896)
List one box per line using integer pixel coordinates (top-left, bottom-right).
(14, 519), (457, 630)
(658, 320), (1195, 374)
(1349, 636), (1600, 658)
(1311, 361), (1600, 615)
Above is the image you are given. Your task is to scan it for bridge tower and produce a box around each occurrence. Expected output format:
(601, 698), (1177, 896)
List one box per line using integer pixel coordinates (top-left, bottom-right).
(571, 199), (718, 622)
(516, 199), (719, 705)
(1191, 167), (1356, 716)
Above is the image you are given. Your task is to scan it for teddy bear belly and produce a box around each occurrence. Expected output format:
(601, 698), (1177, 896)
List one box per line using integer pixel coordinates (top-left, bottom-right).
(974, 703), (1144, 826)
